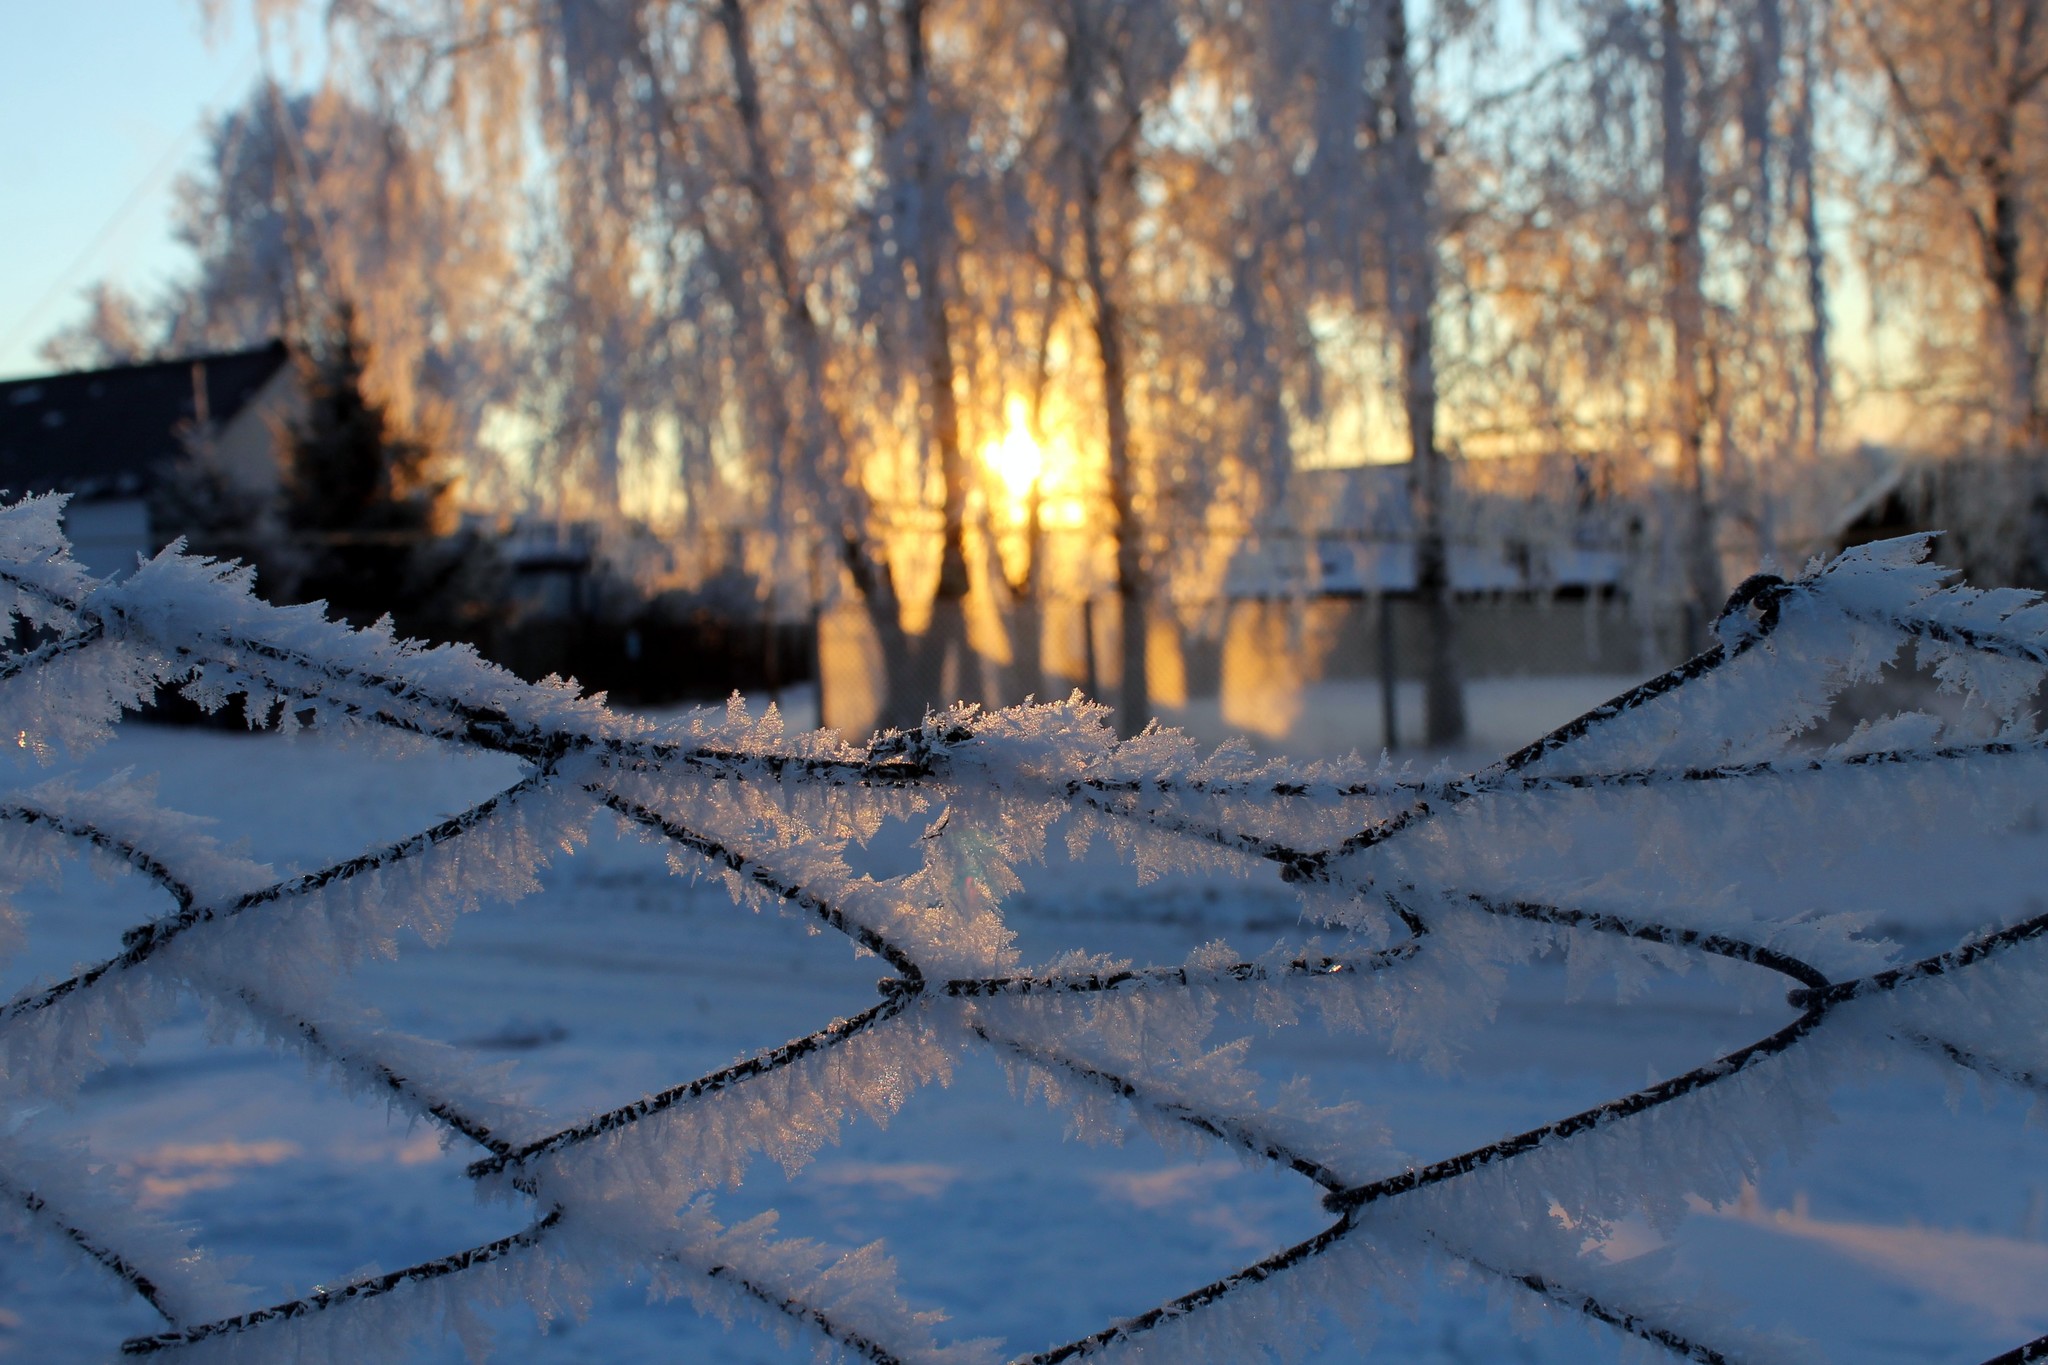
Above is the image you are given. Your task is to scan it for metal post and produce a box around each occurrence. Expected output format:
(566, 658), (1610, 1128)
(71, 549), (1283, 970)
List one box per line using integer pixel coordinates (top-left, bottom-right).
(1081, 597), (1100, 702)
(1378, 592), (1399, 751)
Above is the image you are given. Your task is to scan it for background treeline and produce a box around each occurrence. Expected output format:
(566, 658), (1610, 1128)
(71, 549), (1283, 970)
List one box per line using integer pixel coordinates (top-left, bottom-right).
(46, 0), (2048, 737)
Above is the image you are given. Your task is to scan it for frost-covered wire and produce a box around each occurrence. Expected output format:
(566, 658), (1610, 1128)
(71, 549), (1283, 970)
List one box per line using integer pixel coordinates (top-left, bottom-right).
(2, 495), (2046, 1364)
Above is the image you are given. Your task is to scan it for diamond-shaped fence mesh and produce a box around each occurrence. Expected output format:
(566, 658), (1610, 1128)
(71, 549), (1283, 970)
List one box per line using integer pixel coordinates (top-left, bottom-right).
(5, 488), (2048, 1363)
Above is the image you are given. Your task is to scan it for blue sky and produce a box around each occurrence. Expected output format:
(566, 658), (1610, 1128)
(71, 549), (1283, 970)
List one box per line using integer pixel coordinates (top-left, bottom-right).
(0, 5), (320, 380)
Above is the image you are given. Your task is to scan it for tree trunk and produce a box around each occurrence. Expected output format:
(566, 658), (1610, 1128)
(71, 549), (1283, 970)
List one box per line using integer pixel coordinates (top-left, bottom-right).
(1660, 0), (1722, 653)
(1006, 453), (1047, 706)
(1083, 214), (1148, 736)
(715, 0), (925, 729)
(1065, 9), (1148, 737)
(1792, 8), (1830, 465)
(1984, 108), (2047, 450)
(1380, 0), (1463, 747)
(1003, 285), (1060, 707)
(1230, 248), (1293, 521)
(902, 0), (974, 724)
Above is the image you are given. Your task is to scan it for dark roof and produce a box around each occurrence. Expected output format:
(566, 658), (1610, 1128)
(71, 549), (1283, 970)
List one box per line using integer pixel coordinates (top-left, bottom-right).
(0, 341), (291, 501)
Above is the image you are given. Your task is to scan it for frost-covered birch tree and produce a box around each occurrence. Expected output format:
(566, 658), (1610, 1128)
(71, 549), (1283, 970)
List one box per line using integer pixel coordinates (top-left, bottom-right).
(35, 284), (156, 371)
(886, 0), (978, 721)
(1454, 0), (1840, 635)
(57, 0), (2034, 728)
(1274, 0), (1481, 744)
(1038, 0), (1188, 737)
(1843, 0), (2048, 450)
(44, 78), (517, 465)
(1656, 0), (1726, 650)
(673, 0), (928, 721)
(1376, 0), (1467, 745)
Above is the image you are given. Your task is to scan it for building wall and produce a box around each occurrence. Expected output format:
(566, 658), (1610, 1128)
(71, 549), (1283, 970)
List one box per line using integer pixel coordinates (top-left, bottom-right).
(63, 498), (152, 579)
(211, 366), (300, 498)
(1307, 593), (1666, 681)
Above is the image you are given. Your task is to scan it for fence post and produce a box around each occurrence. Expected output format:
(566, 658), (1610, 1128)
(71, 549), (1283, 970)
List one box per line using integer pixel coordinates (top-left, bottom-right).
(1081, 596), (1100, 702)
(1378, 591), (1399, 751)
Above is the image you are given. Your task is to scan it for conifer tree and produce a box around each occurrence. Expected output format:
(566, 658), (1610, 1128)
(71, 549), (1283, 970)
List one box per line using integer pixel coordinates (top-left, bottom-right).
(280, 302), (487, 638)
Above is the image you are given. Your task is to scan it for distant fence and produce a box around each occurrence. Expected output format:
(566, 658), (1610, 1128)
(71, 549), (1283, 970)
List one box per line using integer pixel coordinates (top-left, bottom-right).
(818, 585), (1672, 741)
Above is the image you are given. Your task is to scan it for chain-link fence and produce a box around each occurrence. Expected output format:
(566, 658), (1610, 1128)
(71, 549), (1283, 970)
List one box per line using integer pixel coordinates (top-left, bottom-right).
(4, 501), (2048, 1362)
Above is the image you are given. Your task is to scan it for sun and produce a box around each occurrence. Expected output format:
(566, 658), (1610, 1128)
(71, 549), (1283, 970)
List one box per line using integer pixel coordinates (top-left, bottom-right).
(982, 394), (1044, 506)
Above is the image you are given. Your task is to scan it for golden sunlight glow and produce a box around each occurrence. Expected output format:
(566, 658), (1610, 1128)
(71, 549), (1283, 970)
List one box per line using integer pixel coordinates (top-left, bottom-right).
(982, 395), (1045, 505)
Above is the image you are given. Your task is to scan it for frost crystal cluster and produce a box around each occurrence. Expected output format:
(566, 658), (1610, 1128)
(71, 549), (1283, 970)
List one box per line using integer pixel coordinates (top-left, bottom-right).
(2, 489), (2047, 1363)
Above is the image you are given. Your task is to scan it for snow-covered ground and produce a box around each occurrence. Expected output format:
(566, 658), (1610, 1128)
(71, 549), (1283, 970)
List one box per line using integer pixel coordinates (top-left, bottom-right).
(5, 681), (2048, 1363)
(1162, 674), (1651, 761)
